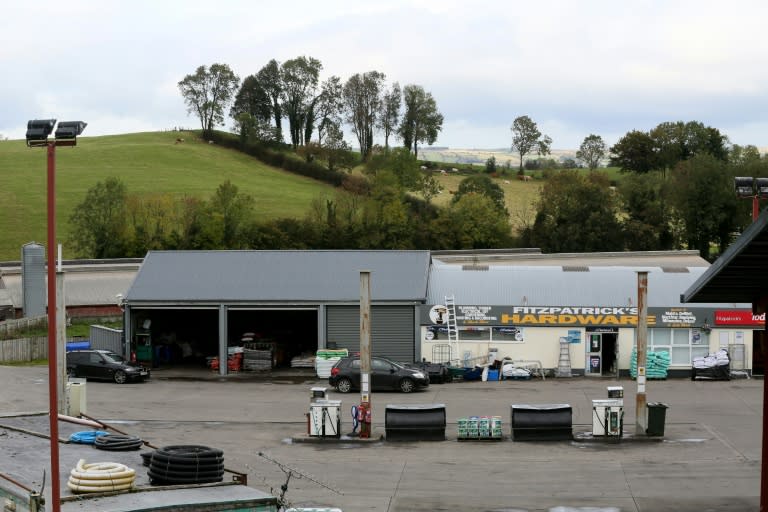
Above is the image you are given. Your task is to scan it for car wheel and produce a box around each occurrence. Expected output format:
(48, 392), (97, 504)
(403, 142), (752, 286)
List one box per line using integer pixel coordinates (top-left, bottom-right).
(113, 370), (127, 384)
(399, 378), (415, 393)
(336, 378), (352, 393)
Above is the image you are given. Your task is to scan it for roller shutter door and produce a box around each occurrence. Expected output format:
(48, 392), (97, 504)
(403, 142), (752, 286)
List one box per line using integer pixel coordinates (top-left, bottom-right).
(326, 306), (414, 363)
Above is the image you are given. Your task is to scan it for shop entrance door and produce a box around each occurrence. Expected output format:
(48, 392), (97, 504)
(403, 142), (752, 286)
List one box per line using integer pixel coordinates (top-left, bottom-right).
(586, 329), (619, 377)
(586, 332), (602, 376)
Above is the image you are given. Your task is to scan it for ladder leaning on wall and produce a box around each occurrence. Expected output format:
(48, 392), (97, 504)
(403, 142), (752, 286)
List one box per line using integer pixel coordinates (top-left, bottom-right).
(444, 295), (459, 365)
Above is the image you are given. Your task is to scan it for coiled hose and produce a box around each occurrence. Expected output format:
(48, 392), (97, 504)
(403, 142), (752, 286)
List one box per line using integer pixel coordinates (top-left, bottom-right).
(67, 459), (136, 493)
(147, 445), (224, 485)
(69, 430), (110, 444)
(94, 433), (143, 451)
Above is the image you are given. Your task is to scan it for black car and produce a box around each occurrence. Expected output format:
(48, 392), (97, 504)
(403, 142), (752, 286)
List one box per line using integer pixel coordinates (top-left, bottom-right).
(66, 350), (150, 384)
(329, 356), (429, 393)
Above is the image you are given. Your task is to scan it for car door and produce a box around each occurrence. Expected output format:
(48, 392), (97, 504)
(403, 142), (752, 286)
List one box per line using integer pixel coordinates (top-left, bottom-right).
(87, 352), (111, 380)
(371, 358), (398, 390)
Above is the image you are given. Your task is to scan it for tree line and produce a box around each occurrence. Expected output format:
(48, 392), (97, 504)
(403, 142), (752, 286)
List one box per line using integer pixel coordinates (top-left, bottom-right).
(178, 58), (444, 161)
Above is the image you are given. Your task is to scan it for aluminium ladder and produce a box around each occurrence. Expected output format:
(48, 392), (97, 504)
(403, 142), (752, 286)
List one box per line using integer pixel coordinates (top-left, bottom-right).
(556, 337), (573, 377)
(444, 295), (460, 365)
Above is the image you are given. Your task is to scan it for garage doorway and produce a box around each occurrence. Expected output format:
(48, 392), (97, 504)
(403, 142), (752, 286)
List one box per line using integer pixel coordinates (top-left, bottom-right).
(227, 308), (318, 368)
(130, 308), (219, 368)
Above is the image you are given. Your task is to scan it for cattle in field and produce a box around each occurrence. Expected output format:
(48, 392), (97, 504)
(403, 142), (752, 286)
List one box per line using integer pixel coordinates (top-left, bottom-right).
(518, 174), (532, 181)
(175, 138), (185, 144)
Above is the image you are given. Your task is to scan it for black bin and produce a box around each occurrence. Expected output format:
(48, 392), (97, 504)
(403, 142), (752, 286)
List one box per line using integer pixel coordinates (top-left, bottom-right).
(385, 404), (446, 441)
(510, 404), (572, 441)
(646, 402), (668, 436)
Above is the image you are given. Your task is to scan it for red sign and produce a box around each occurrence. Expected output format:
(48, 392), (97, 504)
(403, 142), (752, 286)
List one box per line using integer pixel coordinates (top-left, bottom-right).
(715, 310), (766, 327)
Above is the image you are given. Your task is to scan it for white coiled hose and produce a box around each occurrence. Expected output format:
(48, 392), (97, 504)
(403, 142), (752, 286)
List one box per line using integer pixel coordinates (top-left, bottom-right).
(67, 459), (136, 493)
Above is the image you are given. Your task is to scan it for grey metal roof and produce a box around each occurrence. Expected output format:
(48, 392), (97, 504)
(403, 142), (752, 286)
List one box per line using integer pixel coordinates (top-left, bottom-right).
(427, 264), (750, 308)
(682, 209), (768, 304)
(124, 250), (431, 303)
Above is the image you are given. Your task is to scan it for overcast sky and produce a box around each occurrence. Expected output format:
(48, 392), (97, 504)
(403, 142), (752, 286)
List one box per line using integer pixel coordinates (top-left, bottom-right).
(2, 0), (768, 150)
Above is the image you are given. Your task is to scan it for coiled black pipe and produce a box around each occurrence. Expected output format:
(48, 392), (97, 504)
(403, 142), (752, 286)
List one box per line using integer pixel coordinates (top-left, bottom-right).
(94, 434), (143, 451)
(148, 445), (224, 485)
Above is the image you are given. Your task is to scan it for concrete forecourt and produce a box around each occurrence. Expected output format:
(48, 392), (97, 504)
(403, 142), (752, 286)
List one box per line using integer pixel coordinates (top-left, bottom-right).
(0, 365), (760, 511)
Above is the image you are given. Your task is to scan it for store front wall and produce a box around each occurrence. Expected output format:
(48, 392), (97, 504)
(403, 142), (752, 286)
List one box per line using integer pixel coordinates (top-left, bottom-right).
(419, 304), (762, 373)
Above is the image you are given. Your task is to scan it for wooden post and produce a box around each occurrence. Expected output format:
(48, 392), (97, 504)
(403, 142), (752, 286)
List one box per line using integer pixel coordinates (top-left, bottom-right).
(360, 271), (372, 437)
(636, 271), (648, 435)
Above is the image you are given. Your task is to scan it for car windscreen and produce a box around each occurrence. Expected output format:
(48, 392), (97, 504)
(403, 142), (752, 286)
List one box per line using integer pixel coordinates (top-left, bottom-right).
(101, 352), (126, 364)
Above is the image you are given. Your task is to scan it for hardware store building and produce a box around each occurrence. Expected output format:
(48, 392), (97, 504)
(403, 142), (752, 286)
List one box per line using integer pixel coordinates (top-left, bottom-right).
(121, 250), (762, 376)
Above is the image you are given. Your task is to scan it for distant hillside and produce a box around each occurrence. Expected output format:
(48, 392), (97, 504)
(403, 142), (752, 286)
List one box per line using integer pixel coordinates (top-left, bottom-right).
(0, 131), (336, 261)
(417, 147), (579, 167)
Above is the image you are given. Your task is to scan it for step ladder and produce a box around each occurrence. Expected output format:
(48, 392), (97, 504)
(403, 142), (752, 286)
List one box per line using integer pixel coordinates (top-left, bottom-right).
(444, 295), (459, 365)
(556, 337), (572, 377)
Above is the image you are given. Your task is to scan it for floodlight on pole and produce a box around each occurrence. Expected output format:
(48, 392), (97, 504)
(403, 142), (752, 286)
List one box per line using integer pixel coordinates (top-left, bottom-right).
(26, 118), (86, 512)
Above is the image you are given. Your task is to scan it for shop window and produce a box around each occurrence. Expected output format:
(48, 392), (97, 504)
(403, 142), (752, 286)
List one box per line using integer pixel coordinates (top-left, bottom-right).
(459, 326), (491, 341)
(492, 326), (524, 343)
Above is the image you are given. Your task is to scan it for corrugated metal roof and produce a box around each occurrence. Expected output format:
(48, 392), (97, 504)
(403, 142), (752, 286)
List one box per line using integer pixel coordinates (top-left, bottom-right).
(427, 265), (750, 308)
(125, 250), (431, 303)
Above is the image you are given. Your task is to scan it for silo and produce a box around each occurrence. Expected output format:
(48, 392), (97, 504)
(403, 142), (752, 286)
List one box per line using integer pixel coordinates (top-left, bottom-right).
(22, 242), (46, 317)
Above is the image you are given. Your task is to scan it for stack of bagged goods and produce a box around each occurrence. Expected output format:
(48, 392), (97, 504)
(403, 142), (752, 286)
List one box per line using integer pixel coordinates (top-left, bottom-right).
(692, 349), (731, 380)
(630, 348), (670, 379)
(501, 362), (532, 380)
(290, 352), (316, 368)
(314, 348), (349, 378)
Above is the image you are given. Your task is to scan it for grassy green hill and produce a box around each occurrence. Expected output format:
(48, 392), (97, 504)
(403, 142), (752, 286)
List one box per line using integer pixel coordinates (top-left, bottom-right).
(0, 131), (336, 261)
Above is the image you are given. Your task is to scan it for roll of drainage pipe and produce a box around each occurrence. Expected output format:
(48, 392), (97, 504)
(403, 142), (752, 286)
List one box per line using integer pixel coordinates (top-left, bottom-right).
(94, 433), (143, 451)
(148, 445), (224, 485)
(67, 459), (136, 493)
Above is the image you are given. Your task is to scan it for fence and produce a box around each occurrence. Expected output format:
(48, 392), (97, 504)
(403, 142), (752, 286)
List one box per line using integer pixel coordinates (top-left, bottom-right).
(0, 315), (47, 338)
(89, 325), (123, 354)
(0, 336), (47, 362)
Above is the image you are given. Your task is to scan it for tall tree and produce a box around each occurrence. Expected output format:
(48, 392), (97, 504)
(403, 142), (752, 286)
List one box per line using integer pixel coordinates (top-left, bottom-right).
(178, 63), (240, 137)
(69, 177), (129, 258)
(314, 76), (344, 146)
(668, 154), (739, 260)
(257, 59), (284, 142)
(379, 82), (402, 151)
(510, 115), (552, 172)
(280, 56), (322, 148)
(431, 194), (512, 249)
(609, 130), (659, 174)
(618, 173), (672, 250)
(576, 134), (607, 171)
(209, 181), (255, 248)
(343, 71), (386, 161)
(399, 84), (444, 158)
(527, 171), (623, 252)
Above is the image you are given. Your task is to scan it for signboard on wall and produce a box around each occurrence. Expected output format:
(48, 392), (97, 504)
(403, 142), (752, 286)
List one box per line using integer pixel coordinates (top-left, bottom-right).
(421, 305), (758, 328)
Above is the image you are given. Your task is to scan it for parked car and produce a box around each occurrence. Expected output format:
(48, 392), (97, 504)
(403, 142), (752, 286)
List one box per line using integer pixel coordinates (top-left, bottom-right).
(66, 350), (150, 384)
(329, 356), (429, 393)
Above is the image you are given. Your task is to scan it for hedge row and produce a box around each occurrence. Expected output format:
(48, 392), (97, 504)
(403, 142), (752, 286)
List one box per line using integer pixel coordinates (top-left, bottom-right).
(206, 131), (347, 187)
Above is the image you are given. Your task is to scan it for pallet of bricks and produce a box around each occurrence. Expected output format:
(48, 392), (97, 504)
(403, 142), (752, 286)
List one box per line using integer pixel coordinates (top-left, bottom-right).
(243, 341), (275, 371)
(457, 416), (503, 440)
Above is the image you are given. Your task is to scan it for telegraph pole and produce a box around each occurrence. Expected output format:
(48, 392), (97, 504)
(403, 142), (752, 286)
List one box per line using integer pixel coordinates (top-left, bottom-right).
(359, 271), (372, 437)
(636, 271), (648, 435)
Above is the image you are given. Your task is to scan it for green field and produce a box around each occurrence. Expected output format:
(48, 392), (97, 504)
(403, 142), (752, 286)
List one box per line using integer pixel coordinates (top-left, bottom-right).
(0, 131), (336, 261)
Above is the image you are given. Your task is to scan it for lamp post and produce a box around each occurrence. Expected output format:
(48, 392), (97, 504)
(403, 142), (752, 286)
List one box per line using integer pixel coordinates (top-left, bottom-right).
(735, 176), (768, 221)
(26, 119), (87, 512)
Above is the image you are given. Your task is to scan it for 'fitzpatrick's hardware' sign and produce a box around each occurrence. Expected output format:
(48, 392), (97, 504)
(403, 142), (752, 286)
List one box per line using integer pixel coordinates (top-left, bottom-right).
(499, 306), (647, 327)
(421, 305), (759, 328)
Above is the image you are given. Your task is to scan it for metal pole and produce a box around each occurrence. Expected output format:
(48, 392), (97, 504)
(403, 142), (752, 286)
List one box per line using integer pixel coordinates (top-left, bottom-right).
(756, 296), (768, 512)
(46, 141), (61, 512)
(636, 271), (648, 436)
(360, 271), (372, 429)
(754, 196), (760, 222)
